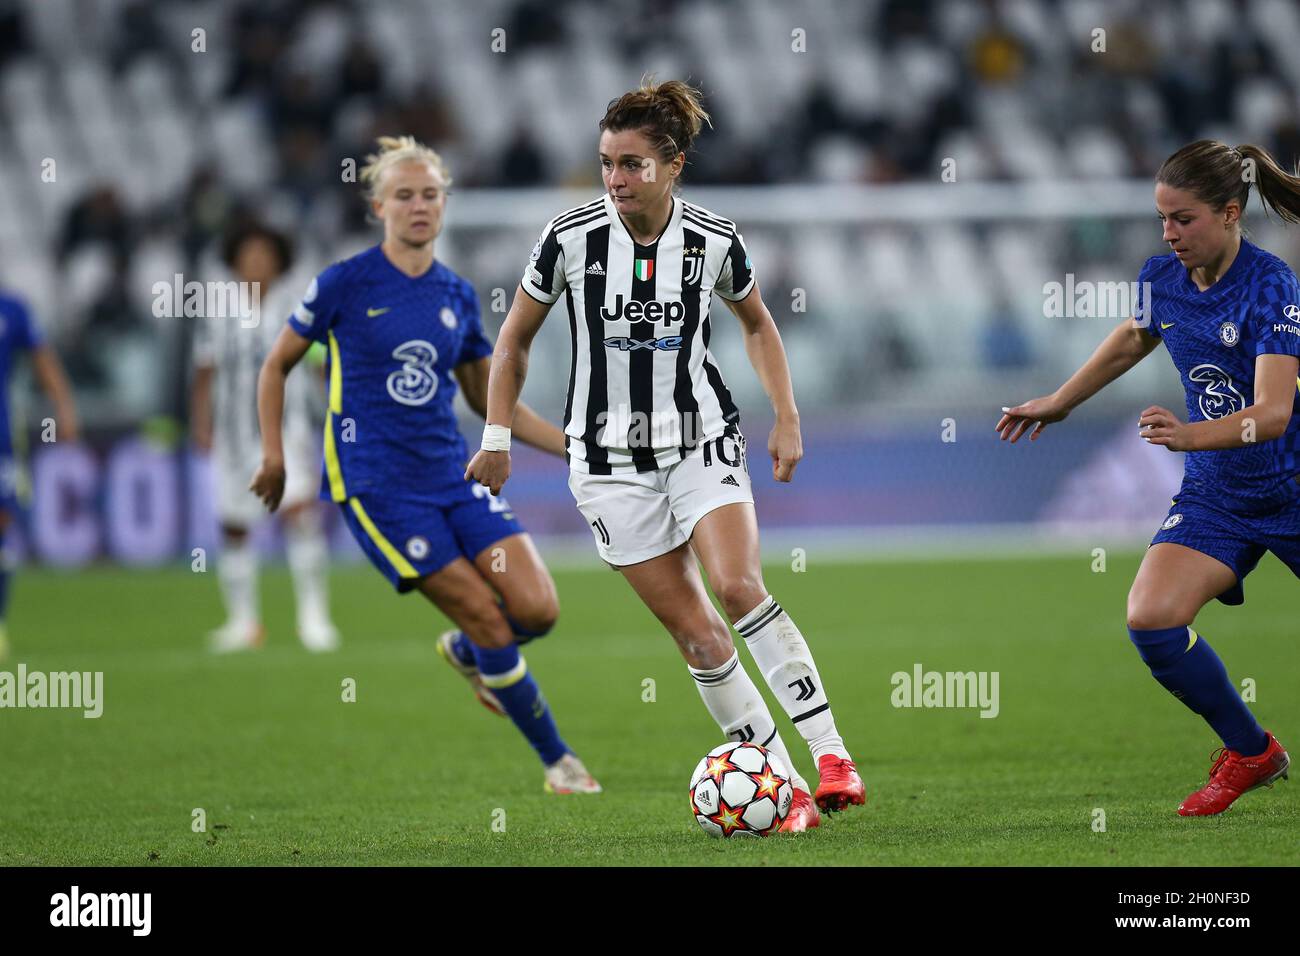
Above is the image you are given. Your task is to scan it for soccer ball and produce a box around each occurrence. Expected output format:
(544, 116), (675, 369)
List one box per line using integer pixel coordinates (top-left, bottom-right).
(688, 741), (794, 838)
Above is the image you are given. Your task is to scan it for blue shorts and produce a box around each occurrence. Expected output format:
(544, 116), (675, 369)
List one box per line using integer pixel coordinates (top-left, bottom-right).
(340, 476), (525, 593)
(1150, 490), (1300, 605)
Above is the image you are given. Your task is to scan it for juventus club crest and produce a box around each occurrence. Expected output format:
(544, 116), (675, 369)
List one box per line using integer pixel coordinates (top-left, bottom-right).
(683, 245), (705, 286)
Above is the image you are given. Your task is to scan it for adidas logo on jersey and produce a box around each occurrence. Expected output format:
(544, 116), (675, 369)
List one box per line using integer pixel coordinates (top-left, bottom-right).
(720, 474), (740, 487)
(586, 261), (606, 276)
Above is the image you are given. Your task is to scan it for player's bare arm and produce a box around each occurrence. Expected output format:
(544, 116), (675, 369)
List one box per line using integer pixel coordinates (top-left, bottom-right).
(1141, 352), (1300, 451)
(997, 317), (1161, 442)
(190, 362), (214, 452)
(454, 356), (566, 458)
(464, 286), (553, 494)
(723, 281), (802, 482)
(251, 323), (313, 511)
(31, 345), (79, 444)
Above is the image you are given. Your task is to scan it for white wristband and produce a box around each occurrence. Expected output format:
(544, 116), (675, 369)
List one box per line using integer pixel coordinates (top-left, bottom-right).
(481, 424), (511, 452)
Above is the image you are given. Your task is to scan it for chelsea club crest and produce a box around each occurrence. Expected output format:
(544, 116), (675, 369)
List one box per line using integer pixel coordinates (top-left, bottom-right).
(1219, 321), (1239, 346)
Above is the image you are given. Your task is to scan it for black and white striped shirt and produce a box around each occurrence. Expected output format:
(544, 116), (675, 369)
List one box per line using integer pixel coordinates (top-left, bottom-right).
(193, 277), (319, 459)
(521, 194), (755, 474)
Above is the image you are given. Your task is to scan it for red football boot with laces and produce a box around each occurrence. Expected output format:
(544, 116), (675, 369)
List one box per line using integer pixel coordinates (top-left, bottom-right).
(814, 755), (866, 812)
(1177, 732), (1289, 817)
(779, 788), (820, 832)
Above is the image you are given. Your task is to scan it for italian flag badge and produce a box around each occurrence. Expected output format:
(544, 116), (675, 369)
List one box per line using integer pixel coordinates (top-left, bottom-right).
(634, 258), (654, 281)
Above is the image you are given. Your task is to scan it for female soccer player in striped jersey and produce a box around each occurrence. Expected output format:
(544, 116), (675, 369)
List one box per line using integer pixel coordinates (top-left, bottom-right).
(193, 223), (339, 653)
(467, 79), (863, 832)
(998, 140), (1300, 815)
(252, 137), (601, 794)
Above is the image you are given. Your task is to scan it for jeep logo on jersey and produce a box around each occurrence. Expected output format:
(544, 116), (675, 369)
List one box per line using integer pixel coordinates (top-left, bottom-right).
(603, 335), (683, 351)
(600, 294), (685, 323)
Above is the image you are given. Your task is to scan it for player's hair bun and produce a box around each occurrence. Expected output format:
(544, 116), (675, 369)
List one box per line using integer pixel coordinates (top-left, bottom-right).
(359, 135), (453, 200)
(600, 76), (712, 167)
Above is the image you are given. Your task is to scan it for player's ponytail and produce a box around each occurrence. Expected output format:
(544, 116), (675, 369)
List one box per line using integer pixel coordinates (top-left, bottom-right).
(600, 75), (712, 175)
(1237, 144), (1300, 224)
(1157, 139), (1300, 225)
(359, 135), (453, 201)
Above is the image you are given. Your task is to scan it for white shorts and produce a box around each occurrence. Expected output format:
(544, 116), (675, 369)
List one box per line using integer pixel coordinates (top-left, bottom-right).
(214, 424), (319, 527)
(567, 431), (754, 566)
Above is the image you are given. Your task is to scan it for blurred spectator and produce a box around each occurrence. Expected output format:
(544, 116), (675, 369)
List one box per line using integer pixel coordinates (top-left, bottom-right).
(110, 0), (168, 73)
(225, 2), (294, 99)
(861, 312), (919, 393)
(178, 166), (240, 265)
(877, 0), (935, 48)
(338, 37), (384, 100)
(500, 126), (549, 186)
(58, 187), (132, 264)
(981, 304), (1033, 370)
(1270, 121), (1300, 169)
(506, 0), (568, 52)
(968, 18), (1029, 86)
(0, 2), (30, 67)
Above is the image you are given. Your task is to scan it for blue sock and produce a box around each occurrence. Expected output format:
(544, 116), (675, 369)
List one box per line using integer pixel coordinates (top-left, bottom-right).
(472, 643), (568, 766)
(1129, 625), (1268, 755)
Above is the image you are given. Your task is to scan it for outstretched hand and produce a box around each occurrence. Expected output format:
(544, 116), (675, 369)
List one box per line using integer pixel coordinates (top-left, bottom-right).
(995, 396), (1069, 443)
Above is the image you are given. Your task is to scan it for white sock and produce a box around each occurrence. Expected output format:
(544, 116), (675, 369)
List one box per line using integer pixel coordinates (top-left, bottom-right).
(735, 594), (849, 763)
(285, 511), (332, 632)
(688, 649), (809, 792)
(218, 537), (259, 628)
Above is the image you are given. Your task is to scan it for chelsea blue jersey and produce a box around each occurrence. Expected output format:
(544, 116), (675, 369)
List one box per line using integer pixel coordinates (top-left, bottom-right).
(287, 246), (494, 502)
(1137, 238), (1300, 510)
(0, 291), (44, 457)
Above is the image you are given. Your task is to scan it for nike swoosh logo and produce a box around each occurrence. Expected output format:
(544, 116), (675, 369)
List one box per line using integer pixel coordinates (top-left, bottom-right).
(367, 307), (391, 318)
(1160, 322), (1175, 330)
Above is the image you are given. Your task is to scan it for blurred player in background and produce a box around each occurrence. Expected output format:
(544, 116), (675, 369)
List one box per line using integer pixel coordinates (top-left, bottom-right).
(192, 223), (339, 653)
(0, 288), (78, 661)
(251, 137), (600, 794)
(998, 140), (1300, 815)
(467, 79), (863, 831)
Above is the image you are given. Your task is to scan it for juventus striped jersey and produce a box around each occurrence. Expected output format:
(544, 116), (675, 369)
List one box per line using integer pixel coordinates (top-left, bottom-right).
(193, 276), (321, 461)
(521, 194), (755, 474)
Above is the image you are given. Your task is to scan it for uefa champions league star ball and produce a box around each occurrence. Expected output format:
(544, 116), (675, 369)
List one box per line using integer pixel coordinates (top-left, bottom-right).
(688, 741), (794, 838)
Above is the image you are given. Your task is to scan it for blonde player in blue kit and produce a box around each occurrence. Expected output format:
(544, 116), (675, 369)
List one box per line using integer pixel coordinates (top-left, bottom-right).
(251, 137), (600, 794)
(999, 140), (1300, 816)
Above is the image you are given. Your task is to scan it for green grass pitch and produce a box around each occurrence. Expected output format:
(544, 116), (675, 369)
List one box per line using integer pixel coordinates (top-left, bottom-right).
(1, 550), (1295, 866)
